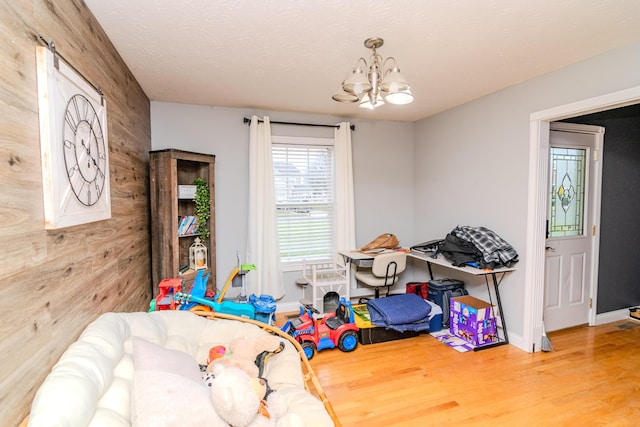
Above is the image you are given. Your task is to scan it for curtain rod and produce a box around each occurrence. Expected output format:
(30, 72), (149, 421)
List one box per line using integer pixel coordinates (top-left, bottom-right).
(37, 35), (104, 104)
(243, 117), (354, 131)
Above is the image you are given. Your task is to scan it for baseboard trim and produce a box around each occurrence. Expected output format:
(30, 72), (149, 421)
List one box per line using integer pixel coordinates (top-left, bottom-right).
(595, 308), (633, 325)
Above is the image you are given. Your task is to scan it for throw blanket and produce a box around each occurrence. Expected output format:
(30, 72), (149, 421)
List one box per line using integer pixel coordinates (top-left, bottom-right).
(367, 294), (432, 333)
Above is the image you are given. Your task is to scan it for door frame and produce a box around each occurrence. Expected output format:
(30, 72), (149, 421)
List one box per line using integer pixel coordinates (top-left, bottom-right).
(546, 121), (604, 330)
(523, 84), (640, 352)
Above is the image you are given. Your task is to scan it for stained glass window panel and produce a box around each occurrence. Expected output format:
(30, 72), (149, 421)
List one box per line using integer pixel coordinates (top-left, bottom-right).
(548, 147), (586, 237)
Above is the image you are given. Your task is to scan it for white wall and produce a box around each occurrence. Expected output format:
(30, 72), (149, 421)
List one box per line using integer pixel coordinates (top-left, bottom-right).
(413, 41), (640, 350)
(150, 105), (415, 304)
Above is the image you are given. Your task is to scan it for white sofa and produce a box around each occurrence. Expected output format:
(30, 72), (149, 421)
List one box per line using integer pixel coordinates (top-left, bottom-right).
(27, 311), (334, 426)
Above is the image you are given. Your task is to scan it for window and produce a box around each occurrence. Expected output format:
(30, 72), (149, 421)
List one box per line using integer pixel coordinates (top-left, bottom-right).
(272, 136), (334, 266)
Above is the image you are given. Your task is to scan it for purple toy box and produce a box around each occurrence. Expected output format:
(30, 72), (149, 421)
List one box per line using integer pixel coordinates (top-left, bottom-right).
(449, 295), (498, 347)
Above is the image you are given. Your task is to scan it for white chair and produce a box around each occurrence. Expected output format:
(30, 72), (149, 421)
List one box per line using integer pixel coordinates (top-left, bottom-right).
(298, 260), (349, 314)
(355, 251), (407, 298)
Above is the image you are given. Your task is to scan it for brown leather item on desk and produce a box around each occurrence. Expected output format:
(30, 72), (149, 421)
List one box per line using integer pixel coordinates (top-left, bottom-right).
(360, 233), (399, 252)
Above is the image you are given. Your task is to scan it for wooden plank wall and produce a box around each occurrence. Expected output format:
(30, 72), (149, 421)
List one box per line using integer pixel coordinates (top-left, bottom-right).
(0, 1), (152, 425)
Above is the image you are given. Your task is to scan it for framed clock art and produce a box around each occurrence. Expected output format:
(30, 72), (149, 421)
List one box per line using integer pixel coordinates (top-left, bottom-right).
(36, 44), (111, 229)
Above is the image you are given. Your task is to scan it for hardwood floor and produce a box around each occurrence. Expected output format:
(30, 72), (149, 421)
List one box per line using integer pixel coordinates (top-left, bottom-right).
(306, 319), (640, 426)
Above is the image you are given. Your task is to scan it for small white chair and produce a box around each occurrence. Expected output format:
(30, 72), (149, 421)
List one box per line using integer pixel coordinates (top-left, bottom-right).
(298, 260), (349, 314)
(355, 251), (407, 298)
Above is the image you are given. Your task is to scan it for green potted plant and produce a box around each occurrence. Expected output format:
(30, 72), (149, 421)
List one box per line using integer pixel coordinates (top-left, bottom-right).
(192, 178), (210, 241)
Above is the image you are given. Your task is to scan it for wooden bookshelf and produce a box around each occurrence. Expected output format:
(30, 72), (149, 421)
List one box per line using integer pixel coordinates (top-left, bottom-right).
(149, 149), (216, 295)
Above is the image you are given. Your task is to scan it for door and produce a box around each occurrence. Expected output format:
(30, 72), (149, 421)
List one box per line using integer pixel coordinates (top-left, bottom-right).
(544, 122), (604, 332)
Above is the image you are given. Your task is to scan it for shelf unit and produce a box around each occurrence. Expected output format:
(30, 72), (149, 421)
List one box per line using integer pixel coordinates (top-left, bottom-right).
(149, 149), (216, 295)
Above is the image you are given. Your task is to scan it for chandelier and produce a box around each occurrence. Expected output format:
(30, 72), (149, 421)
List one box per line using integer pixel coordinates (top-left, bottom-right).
(332, 37), (414, 109)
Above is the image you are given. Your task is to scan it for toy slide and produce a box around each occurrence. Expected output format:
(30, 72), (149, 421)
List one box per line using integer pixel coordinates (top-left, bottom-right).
(174, 292), (255, 319)
(179, 269), (210, 311)
(216, 267), (239, 302)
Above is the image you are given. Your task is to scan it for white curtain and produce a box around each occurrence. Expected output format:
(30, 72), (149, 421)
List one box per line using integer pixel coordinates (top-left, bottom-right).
(334, 122), (356, 263)
(247, 116), (284, 298)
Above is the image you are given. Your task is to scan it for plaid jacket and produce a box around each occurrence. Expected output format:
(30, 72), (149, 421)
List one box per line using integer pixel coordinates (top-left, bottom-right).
(452, 226), (519, 267)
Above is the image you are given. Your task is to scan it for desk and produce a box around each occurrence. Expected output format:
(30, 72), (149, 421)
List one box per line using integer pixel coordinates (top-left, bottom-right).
(338, 249), (375, 268)
(339, 249), (515, 350)
(338, 249), (391, 299)
(408, 251), (516, 351)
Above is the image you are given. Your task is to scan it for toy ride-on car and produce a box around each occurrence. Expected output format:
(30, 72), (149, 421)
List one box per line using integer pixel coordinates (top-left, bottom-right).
(281, 298), (359, 360)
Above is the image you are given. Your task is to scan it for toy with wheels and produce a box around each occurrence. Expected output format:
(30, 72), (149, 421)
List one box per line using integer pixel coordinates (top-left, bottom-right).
(174, 251), (259, 319)
(281, 298), (359, 360)
(149, 277), (183, 311)
(174, 292), (256, 319)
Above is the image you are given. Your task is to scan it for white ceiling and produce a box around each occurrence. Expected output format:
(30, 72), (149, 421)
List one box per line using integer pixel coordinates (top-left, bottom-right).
(84, 0), (640, 122)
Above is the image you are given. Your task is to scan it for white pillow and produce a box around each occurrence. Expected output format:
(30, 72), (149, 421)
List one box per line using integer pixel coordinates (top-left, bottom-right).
(132, 338), (202, 384)
(130, 338), (226, 426)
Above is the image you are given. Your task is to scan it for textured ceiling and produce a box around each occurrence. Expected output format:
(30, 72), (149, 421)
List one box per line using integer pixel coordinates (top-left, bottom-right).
(84, 0), (640, 122)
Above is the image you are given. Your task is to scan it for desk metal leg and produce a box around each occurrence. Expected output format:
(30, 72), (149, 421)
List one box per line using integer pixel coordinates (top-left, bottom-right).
(491, 272), (509, 344)
(426, 262), (434, 280)
(473, 272), (509, 351)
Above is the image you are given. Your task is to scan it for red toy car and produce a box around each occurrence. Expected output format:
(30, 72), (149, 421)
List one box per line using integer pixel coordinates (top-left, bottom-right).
(281, 298), (359, 359)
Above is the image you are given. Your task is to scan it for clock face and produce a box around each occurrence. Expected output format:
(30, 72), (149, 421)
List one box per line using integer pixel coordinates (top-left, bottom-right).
(62, 94), (107, 206)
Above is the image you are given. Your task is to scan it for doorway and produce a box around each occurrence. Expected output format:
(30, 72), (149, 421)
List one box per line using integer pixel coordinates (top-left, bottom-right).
(544, 122), (604, 332)
(523, 84), (640, 352)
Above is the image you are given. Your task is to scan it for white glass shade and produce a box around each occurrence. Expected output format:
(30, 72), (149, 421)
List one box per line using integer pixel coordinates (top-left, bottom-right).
(332, 91), (359, 103)
(380, 67), (409, 93)
(343, 68), (372, 95)
(385, 88), (414, 105)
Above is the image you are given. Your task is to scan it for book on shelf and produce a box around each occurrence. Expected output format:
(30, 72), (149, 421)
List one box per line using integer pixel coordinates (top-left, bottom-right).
(177, 216), (188, 235)
(177, 215), (198, 236)
(185, 215), (197, 235)
(179, 265), (196, 276)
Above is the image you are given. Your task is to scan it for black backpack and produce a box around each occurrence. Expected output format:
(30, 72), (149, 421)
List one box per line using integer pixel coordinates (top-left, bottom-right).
(442, 288), (469, 328)
(439, 233), (488, 268)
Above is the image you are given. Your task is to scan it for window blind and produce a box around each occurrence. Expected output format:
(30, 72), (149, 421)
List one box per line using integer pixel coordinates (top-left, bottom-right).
(273, 142), (334, 264)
